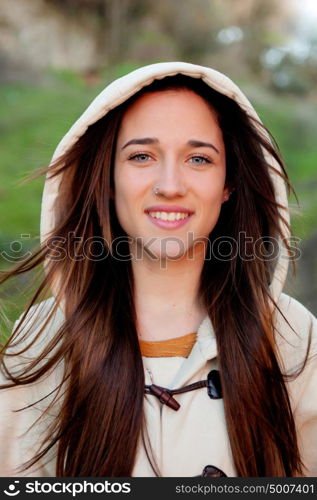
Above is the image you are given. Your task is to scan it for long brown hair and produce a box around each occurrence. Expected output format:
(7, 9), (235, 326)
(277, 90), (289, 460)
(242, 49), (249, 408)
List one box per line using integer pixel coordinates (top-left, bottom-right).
(0, 75), (305, 476)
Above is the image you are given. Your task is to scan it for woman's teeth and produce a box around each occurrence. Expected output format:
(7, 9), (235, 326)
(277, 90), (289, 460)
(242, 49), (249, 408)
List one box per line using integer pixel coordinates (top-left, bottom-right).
(148, 211), (190, 221)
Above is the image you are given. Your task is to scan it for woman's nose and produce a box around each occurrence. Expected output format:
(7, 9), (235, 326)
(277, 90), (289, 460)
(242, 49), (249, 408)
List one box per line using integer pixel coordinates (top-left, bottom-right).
(155, 161), (187, 198)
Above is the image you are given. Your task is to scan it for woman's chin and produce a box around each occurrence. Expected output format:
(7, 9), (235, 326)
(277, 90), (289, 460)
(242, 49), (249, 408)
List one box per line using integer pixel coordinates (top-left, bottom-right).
(144, 247), (193, 264)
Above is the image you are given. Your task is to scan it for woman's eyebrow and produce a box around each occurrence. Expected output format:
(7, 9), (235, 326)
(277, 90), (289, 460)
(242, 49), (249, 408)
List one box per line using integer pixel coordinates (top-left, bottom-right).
(121, 137), (220, 154)
(187, 139), (219, 154)
(121, 137), (159, 150)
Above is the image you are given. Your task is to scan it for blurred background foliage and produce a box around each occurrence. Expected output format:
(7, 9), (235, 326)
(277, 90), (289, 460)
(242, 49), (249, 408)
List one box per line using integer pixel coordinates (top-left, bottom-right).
(0, 0), (316, 336)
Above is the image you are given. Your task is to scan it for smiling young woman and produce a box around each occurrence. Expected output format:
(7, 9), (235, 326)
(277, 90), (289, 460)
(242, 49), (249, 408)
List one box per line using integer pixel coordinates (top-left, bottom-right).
(114, 89), (227, 341)
(0, 62), (316, 478)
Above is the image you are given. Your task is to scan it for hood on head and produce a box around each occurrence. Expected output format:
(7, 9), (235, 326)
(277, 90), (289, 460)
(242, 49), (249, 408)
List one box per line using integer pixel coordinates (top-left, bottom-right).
(40, 61), (290, 302)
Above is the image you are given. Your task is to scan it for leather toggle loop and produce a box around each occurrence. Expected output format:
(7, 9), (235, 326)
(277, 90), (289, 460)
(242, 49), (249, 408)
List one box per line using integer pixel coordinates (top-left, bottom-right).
(144, 369), (222, 410)
(148, 384), (180, 411)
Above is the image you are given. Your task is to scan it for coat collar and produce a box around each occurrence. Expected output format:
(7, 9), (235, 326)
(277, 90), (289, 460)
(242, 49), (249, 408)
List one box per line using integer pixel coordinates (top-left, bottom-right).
(168, 314), (218, 390)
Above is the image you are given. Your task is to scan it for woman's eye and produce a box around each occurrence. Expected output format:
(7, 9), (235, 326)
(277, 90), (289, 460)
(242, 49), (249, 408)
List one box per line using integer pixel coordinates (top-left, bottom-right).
(128, 153), (151, 162)
(189, 155), (212, 166)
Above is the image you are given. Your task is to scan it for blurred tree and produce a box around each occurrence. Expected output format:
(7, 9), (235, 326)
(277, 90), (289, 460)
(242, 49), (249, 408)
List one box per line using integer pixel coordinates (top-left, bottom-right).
(147, 0), (219, 60)
(244, 0), (294, 74)
(102, 0), (131, 63)
(47, 0), (132, 63)
(1, 0), (315, 92)
(29, 0), (291, 71)
(210, 0), (294, 75)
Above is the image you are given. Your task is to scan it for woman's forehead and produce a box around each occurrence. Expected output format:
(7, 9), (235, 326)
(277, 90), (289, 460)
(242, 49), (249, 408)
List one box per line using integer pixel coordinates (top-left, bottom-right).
(122, 87), (217, 116)
(117, 89), (221, 143)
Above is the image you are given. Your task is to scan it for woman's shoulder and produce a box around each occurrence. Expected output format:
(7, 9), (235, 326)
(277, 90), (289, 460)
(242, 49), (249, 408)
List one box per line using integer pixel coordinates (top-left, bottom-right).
(274, 293), (317, 355)
(274, 293), (317, 403)
(13, 296), (64, 336)
(2, 295), (65, 383)
(277, 293), (316, 324)
(276, 295), (317, 476)
(0, 297), (63, 477)
(1, 296), (65, 393)
(8, 296), (64, 360)
(275, 293), (317, 401)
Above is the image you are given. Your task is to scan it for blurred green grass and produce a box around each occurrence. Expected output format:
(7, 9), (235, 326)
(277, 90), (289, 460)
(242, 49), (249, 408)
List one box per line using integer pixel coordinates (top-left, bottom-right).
(255, 95), (317, 240)
(1, 68), (317, 337)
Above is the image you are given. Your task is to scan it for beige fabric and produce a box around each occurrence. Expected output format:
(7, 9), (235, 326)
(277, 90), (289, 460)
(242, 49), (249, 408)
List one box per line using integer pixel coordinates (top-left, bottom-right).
(0, 294), (316, 476)
(1, 62), (316, 477)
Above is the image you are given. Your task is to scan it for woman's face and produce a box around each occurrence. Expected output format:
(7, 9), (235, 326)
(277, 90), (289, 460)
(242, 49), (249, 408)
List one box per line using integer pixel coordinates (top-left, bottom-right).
(114, 88), (228, 260)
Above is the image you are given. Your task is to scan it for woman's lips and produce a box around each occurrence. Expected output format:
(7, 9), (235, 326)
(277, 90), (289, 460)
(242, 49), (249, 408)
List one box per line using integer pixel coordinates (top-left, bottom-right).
(145, 209), (192, 229)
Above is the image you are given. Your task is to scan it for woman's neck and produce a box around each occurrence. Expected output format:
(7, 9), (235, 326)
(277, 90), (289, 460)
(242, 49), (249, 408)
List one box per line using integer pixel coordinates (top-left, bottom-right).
(132, 250), (206, 341)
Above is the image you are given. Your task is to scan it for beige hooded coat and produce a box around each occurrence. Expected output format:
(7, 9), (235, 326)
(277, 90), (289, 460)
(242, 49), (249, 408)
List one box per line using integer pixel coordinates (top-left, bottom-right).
(0, 62), (316, 477)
